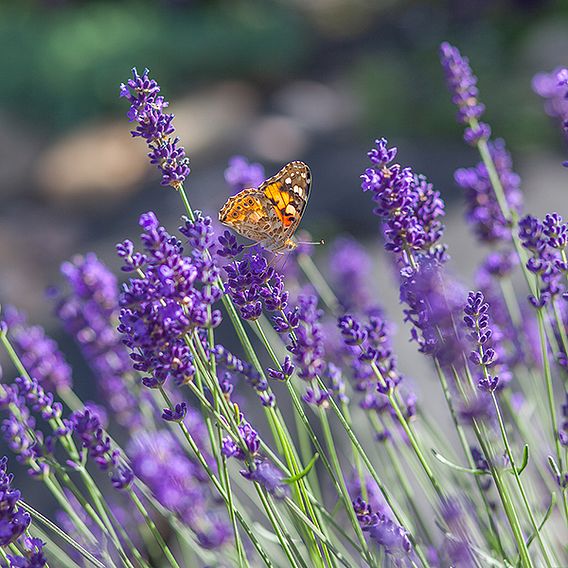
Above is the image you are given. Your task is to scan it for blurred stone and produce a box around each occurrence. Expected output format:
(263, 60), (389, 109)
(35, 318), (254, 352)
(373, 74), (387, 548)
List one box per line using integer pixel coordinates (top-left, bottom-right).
(273, 80), (358, 132)
(172, 82), (259, 155)
(249, 116), (307, 162)
(0, 112), (42, 196)
(35, 121), (147, 202)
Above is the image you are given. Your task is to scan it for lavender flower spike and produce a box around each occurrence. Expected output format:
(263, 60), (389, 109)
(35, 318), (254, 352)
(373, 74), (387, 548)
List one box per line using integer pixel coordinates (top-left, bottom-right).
(120, 68), (190, 189)
(439, 42), (491, 145)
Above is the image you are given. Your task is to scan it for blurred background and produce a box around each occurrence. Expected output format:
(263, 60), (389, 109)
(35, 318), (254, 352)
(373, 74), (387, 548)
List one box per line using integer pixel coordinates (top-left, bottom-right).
(2, 0), (568, 322)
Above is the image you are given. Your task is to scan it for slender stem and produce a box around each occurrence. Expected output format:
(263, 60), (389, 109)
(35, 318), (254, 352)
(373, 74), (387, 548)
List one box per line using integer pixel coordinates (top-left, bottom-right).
(129, 488), (181, 568)
(491, 393), (552, 567)
(19, 500), (106, 568)
(318, 407), (375, 567)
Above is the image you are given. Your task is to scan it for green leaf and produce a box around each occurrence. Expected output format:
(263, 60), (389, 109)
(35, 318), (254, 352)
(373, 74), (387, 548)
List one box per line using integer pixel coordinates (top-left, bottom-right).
(526, 493), (556, 550)
(284, 453), (319, 484)
(516, 444), (529, 475)
(432, 450), (489, 475)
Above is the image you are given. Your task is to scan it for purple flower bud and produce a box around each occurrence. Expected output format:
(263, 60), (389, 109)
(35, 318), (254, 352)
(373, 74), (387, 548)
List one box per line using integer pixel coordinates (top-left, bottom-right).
(162, 402), (188, 423)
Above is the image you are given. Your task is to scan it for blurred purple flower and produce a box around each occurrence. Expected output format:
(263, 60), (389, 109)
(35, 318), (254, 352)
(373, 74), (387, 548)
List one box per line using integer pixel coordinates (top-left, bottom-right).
(120, 68), (190, 189)
(399, 255), (466, 369)
(129, 430), (230, 549)
(533, 67), (568, 163)
(439, 42), (490, 145)
(328, 237), (373, 313)
(56, 253), (141, 429)
(2, 307), (73, 393)
(353, 497), (412, 558)
(224, 156), (265, 193)
(241, 459), (290, 500)
(454, 139), (522, 243)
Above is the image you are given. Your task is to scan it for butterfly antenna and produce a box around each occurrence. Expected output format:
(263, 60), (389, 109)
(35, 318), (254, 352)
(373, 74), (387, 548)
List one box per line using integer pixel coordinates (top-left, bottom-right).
(296, 239), (325, 247)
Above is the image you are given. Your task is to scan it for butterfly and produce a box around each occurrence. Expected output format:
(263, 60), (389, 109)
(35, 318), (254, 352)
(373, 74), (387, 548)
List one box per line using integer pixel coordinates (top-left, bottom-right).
(219, 161), (312, 254)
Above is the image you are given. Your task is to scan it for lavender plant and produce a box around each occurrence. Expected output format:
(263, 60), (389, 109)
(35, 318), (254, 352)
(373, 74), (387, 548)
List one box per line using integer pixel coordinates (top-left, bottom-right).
(0, 46), (566, 567)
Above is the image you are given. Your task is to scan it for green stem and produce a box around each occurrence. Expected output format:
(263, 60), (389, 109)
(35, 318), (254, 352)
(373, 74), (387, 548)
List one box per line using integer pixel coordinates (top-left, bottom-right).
(19, 500), (105, 568)
(318, 407), (375, 567)
(491, 393), (552, 567)
(129, 488), (181, 568)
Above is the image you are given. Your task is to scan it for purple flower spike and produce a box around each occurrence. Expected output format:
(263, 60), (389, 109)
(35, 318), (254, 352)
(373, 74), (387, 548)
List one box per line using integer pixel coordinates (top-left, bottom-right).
(70, 408), (133, 489)
(454, 139), (522, 243)
(118, 211), (224, 392)
(353, 497), (412, 558)
(56, 253), (141, 429)
(287, 295), (327, 394)
(533, 66), (568, 161)
(360, 138), (445, 266)
(519, 213), (566, 304)
(463, 291), (505, 393)
(439, 42), (490, 145)
(120, 68), (190, 189)
(2, 307), (73, 393)
(0, 457), (31, 547)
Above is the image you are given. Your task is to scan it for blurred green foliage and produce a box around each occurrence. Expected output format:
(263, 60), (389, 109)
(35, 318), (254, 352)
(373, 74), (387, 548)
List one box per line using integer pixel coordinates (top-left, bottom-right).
(0, 1), (311, 130)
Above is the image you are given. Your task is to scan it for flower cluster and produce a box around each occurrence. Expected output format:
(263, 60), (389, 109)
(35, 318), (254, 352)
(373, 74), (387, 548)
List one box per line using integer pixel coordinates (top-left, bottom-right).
(360, 139), (445, 265)
(120, 68), (190, 188)
(353, 497), (412, 559)
(454, 139), (522, 243)
(224, 249), (290, 321)
(2, 307), (73, 393)
(519, 213), (567, 306)
(55, 253), (141, 429)
(463, 291), (504, 392)
(439, 42), (490, 145)
(287, 295), (330, 406)
(0, 457), (31, 546)
(70, 408), (133, 490)
(118, 212), (222, 389)
(399, 254), (466, 368)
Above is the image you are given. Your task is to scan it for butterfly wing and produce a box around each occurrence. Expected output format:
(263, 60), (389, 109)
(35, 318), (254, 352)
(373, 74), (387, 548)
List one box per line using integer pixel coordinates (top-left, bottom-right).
(259, 161), (311, 246)
(219, 188), (277, 243)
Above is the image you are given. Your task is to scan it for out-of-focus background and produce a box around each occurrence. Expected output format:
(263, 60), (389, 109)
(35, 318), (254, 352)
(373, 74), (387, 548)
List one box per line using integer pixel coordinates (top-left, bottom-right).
(3, 0), (568, 322)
